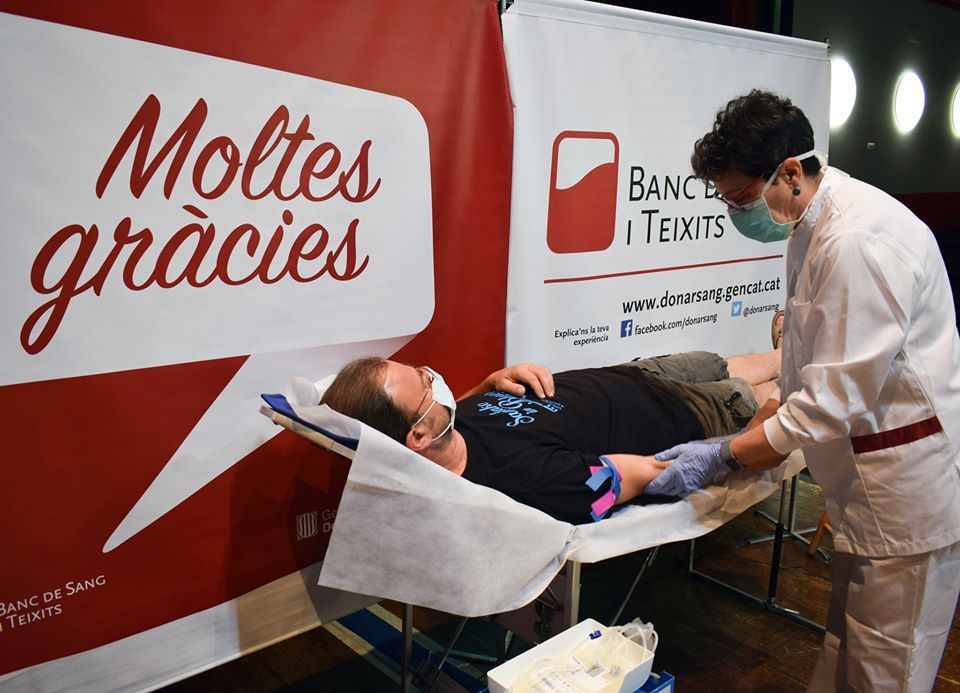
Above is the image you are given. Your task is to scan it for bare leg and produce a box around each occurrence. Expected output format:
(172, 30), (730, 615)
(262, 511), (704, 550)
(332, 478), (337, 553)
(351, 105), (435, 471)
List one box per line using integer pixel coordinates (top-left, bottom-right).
(726, 349), (780, 385)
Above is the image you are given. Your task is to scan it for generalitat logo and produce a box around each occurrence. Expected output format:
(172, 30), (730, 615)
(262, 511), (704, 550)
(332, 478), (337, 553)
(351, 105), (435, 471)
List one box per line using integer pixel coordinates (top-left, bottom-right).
(546, 131), (618, 254)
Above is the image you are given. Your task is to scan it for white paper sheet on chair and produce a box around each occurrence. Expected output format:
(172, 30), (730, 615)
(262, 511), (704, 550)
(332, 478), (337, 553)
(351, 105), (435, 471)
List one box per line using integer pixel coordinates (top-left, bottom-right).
(275, 388), (804, 617)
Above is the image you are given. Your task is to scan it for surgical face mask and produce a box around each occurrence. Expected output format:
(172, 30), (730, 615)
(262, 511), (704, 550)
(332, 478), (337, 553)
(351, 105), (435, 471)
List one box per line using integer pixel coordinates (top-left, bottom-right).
(411, 366), (457, 441)
(726, 149), (820, 243)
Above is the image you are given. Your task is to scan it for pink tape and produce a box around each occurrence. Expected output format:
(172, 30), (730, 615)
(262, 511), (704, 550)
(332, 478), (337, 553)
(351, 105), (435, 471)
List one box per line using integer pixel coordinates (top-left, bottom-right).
(591, 490), (617, 518)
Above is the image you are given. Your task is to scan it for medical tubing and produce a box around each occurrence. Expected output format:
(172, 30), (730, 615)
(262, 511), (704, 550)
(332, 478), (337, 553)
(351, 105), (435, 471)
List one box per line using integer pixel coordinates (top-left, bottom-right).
(615, 618), (659, 653)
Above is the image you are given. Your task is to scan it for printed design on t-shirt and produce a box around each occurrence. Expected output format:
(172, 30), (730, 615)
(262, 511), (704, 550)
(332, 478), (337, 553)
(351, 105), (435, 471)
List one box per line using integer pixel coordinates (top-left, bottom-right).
(474, 391), (564, 427)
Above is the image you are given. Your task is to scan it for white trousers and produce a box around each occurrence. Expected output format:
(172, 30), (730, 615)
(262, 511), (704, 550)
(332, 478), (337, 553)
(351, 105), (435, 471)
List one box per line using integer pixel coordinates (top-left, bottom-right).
(807, 540), (960, 692)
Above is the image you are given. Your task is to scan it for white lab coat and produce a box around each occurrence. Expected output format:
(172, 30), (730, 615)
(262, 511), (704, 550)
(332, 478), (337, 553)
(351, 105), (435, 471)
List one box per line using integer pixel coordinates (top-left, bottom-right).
(763, 167), (960, 557)
(759, 168), (960, 691)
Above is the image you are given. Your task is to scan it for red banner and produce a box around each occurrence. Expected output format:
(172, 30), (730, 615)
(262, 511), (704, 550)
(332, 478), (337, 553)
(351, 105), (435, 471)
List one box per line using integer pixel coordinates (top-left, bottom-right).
(0, 0), (512, 681)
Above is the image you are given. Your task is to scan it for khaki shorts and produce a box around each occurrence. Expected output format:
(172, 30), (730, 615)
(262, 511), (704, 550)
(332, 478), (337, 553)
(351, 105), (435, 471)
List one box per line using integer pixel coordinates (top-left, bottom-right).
(624, 351), (759, 437)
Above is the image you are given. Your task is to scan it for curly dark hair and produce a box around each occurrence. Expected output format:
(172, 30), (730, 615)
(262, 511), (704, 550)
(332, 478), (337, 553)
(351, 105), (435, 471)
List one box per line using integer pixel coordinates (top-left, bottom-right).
(691, 89), (821, 182)
(321, 356), (410, 443)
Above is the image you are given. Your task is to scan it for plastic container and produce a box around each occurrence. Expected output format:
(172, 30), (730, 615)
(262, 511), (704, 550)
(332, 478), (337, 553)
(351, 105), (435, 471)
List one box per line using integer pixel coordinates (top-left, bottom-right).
(487, 619), (654, 693)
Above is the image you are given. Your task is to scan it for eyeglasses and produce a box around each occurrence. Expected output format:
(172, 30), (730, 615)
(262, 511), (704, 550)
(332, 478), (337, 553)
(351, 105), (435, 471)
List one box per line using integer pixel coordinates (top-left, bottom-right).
(409, 366), (454, 441)
(410, 366), (434, 425)
(715, 174), (765, 212)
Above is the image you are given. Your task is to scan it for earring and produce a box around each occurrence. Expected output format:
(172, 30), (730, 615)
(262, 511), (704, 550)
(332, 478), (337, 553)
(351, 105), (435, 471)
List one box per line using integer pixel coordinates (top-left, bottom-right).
(792, 186), (801, 196)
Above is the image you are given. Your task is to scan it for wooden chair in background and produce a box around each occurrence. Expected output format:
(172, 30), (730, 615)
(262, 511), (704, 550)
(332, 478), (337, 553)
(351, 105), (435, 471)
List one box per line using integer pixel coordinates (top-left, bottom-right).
(807, 511), (833, 556)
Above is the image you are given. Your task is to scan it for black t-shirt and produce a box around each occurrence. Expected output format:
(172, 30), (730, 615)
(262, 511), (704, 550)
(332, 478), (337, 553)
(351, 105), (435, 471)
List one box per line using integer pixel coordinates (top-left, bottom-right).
(458, 365), (705, 524)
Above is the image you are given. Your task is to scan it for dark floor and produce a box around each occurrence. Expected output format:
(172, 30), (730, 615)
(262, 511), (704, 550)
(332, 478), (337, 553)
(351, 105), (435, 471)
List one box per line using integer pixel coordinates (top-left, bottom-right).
(163, 475), (960, 692)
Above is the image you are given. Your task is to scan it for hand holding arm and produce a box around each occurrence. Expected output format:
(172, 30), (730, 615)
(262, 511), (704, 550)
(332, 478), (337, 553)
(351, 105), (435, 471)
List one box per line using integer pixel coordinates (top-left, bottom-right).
(460, 363), (555, 399)
(643, 393), (787, 496)
(601, 453), (671, 503)
(644, 415), (790, 497)
(642, 442), (728, 496)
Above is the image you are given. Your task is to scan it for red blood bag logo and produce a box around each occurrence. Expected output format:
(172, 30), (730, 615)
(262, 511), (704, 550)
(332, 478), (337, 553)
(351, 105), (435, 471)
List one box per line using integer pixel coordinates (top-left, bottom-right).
(546, 131), (618, 254)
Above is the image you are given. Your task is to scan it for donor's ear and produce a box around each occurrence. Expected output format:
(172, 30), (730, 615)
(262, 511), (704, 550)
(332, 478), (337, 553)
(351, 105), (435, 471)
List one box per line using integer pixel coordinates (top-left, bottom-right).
(405, 424), (432, 452)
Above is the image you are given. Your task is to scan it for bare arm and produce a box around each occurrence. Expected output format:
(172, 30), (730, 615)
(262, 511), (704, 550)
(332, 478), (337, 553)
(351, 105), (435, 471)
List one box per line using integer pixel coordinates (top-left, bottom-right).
(602, 453), (671, 504)
(731, 396), (787, 470)
(745, 395), (780, 430)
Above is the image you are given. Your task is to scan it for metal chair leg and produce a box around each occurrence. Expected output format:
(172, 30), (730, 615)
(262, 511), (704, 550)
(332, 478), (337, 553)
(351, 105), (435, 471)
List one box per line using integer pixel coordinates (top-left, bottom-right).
(400, 603), (413, 693)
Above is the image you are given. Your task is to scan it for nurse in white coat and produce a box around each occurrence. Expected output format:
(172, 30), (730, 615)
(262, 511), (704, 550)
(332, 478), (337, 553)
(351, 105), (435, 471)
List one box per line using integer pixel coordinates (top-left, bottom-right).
(645, 89), (960, 692)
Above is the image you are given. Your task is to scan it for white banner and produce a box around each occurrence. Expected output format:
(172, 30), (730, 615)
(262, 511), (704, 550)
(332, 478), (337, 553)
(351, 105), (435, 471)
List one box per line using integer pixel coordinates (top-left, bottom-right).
(503, 0), (829, 370)
(0, 13), (433, 386)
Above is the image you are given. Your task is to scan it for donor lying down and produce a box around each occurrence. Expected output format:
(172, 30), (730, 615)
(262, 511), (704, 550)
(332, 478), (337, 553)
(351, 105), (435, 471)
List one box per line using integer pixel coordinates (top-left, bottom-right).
(321, 350), (780, 524)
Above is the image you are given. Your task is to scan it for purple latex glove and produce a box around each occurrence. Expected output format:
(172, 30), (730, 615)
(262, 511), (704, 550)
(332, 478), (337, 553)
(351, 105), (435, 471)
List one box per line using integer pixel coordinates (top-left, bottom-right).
(643, 442), (729, 497)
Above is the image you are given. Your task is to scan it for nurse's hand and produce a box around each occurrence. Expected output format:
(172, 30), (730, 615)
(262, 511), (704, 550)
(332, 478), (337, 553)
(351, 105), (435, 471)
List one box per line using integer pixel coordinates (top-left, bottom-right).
(465, 363), (555, 399)
(643, 442), (728, 496)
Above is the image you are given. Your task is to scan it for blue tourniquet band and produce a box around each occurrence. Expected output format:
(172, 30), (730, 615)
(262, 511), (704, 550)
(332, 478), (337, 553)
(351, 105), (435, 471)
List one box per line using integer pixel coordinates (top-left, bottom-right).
(586, 455), (622, 522)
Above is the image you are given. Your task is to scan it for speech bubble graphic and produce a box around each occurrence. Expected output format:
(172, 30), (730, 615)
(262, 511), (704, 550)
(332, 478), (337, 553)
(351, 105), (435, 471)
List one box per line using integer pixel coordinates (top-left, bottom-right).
(0, 15), (434, 550)
(1, 14), (433, 386)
